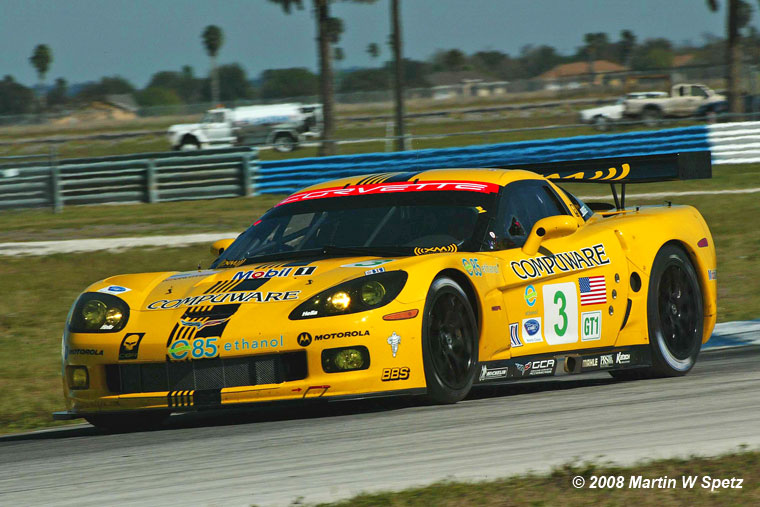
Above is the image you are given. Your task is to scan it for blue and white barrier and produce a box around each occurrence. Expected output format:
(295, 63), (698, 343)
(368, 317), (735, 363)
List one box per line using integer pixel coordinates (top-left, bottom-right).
(257, 122), (760, 195)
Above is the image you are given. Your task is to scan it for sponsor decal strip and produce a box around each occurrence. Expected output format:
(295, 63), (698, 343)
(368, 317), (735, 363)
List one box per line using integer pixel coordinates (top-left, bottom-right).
(277, 180), (500, 206)
(474, 345), (651, 383)
(148, 290), (300, 310)
(510, 243), (610, 280)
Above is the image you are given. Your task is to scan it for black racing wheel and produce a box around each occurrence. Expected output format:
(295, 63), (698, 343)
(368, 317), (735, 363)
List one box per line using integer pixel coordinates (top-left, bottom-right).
(611, 244), (703, 380)
(421, 277), (479, 404)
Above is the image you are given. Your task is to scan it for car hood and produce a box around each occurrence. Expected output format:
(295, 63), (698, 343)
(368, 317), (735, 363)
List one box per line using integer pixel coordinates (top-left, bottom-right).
(580, 104), (623, 120)
(90, 256), (407, 314)
(168, 123), (202, 133)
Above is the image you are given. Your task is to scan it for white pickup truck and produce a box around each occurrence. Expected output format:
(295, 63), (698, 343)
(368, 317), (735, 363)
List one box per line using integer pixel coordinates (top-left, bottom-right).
(167, 103), (323, 152)
(623, 84), (726, 125)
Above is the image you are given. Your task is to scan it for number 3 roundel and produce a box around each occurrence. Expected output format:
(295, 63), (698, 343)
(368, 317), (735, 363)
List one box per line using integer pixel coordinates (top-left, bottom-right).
(542, 283), (578, 345)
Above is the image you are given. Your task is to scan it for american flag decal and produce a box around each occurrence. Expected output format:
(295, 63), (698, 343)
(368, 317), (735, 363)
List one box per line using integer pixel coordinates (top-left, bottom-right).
(578, 276), (607, 306)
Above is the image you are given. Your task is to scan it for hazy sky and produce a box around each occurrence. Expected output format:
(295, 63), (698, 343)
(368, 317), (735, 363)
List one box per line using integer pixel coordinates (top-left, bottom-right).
(0, 0), (741, 88)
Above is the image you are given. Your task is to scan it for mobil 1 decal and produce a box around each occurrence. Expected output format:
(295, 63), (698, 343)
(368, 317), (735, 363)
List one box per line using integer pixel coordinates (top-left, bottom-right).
(510, 243), (610, 280)
(542, 282), (578, 345)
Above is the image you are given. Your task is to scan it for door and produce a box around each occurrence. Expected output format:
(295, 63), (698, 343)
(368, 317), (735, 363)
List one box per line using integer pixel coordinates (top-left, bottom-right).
(202, 111), (233, 144)
(490, 180), (628, 356)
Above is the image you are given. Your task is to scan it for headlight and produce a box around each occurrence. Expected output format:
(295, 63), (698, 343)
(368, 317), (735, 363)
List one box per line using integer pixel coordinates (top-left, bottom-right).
(69, 293), (130, 333)
(289, 271), (408, 320)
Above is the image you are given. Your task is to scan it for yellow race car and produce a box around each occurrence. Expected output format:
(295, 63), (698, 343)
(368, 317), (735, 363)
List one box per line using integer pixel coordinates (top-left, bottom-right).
(55, 151), (717, 431)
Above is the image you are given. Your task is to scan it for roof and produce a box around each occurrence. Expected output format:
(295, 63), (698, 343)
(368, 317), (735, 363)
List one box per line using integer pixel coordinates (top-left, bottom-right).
(427, 71), (497, 86)
(104, 94), (138, 112)
(538, 60), (628, 79)
(297, 168), (544, 194)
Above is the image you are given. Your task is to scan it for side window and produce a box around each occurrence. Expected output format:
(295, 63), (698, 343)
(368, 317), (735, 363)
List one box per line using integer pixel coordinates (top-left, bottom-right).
(557, 186), (594, 222)
(493, 180), (571, 249)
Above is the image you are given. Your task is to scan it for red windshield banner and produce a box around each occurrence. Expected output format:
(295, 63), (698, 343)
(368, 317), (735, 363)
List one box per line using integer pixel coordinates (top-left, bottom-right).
(277, 180), (500, 206)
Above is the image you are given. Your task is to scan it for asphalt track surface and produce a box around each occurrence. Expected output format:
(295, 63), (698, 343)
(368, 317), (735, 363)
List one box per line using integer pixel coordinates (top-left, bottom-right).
(1, 345), (759, 506)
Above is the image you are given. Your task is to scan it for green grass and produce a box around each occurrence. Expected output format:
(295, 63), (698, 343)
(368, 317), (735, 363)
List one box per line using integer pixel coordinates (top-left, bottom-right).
(0, 195), (280, 242)
(318, 450), (759, 506)
(0, 245), (209, 433)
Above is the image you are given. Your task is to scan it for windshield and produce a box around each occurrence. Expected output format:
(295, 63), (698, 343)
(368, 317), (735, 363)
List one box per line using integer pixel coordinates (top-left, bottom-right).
(202, 112), (225, 123)
(212, 187), (499, 267)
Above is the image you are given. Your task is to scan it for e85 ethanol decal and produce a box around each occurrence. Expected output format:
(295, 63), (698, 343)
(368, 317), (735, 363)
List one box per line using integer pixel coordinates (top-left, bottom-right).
(168, 337), (219, 361)
(381, 367), (410, 381)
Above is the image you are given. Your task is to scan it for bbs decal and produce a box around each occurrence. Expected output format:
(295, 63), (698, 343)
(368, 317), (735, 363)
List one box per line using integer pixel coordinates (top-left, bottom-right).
(381, 367), (410, 381)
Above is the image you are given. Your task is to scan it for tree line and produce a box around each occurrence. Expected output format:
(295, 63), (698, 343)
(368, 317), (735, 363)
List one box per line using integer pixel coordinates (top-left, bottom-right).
(3, 0), (759, 151)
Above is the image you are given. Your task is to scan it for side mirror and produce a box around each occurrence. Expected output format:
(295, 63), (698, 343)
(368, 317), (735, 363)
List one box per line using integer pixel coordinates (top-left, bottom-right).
(211, 238), (235, 257)
(522, 216), (580, 256)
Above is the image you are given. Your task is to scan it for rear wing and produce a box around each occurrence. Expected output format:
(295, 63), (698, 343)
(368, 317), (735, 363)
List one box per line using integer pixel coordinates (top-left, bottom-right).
(501, 151), (711, 210)
(501, 151), (711, 184)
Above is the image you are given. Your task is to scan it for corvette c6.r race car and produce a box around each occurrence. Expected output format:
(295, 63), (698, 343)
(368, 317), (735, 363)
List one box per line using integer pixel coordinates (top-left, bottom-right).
(55, 151), (717, 431)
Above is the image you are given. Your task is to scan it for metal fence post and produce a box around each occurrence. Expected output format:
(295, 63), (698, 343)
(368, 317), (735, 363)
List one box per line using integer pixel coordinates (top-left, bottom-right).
(146, 159), (158, 203)
(49, 145), (62, 213)
(240, 152), (253, 197)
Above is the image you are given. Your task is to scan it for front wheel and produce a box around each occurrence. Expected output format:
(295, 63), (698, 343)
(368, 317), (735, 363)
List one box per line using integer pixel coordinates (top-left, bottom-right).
(592, 115), (611, 131)
(422, 277), (479, 404)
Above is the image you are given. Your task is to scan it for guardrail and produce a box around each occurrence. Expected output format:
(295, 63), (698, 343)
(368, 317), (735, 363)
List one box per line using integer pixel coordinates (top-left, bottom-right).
(2, 121), (760, 212)
(0, 147), (257, 212)
(255, 125), (712, 194)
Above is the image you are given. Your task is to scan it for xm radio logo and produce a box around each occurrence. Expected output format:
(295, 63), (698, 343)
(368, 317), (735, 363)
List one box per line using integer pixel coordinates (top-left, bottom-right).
(413, 244), (457, 256)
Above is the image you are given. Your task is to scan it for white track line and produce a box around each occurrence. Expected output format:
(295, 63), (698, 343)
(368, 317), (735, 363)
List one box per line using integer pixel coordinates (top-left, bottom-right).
(578, 186), (760, 200)
(0, 232), (240, 257)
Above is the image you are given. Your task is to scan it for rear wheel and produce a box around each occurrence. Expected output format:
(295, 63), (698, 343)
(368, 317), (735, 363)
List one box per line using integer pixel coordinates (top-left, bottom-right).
(273, 133), (297, 152)
(422, 277), (478, 404)
(641, 107), (662, 126)
(611, 244), (703, 379)
(85, 411), (169, 433)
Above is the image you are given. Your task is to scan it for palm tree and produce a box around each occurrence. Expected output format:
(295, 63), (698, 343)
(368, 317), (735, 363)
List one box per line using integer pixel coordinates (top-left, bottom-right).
(708, 0), (759, 114)
(583, 33), (608, 84)
(29, 44), (52, 109)
(367, 42), (380, 62)
(270, 0), (377, 156)
(619, 30), (636, 68)
(202, 25), (224, 105)
(390, 0), (405, 151)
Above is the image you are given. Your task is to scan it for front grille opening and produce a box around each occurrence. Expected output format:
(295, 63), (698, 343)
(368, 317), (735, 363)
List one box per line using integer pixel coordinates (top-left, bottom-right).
(105, 351), (308, 394)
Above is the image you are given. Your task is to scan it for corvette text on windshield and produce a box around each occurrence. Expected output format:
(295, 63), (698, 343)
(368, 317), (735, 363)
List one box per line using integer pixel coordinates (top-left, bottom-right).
(277, 180), (500, 205)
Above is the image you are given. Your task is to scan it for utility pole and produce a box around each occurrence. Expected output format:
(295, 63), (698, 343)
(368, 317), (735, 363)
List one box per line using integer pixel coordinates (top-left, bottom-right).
(390, 0), (406, 151)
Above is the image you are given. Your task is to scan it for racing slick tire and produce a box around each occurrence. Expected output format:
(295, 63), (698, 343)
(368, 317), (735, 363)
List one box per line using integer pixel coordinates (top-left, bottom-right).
(611, 244), (703, 379)
(421, 276), (479, 404)
(85, 411), (169, 433)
